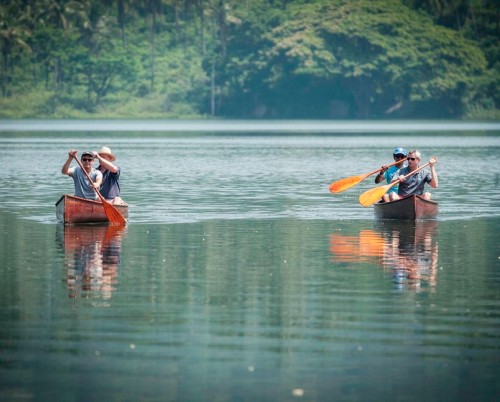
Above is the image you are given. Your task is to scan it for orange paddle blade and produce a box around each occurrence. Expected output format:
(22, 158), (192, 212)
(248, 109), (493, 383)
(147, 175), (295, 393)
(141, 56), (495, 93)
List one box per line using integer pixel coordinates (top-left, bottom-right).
(329, 173), (370, 193)
(102, 200), (127, 225)
(358, 184), (393, 207)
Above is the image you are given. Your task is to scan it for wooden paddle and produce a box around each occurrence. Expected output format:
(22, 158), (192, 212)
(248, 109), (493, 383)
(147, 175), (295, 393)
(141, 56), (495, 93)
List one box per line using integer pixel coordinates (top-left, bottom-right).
(358, 162), (431, 207)
(329, 158), (407, 193)
(73, 155), (127, 225)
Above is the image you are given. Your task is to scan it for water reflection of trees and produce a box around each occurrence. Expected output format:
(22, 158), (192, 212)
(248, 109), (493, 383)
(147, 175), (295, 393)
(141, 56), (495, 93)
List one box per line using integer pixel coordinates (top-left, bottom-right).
(330, 221), (438, 291)
(56, 225), (126, 300)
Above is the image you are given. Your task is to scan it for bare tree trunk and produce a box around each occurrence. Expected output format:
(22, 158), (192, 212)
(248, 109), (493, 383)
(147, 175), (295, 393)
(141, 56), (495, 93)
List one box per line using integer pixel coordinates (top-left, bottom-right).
(211, 59), (215, 116)
(118, 0), (127, 47)
(2, 53), (9, 97)
(150, 12), (156, 92)
(1, 38), (13, 97)
(87, 68), (93, 106)
(216, 0), (227, 59)
(197, 0), (206, 55)
(54, 56), (61, 104)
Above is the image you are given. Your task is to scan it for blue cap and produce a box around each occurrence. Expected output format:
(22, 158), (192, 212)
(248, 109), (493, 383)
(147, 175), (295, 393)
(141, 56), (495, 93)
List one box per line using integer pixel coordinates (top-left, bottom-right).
(393, 147), (407, 156)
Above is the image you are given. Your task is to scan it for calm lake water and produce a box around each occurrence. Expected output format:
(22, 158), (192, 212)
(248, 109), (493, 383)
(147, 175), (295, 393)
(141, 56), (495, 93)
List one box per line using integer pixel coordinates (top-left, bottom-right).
(0, 121), (499, 401)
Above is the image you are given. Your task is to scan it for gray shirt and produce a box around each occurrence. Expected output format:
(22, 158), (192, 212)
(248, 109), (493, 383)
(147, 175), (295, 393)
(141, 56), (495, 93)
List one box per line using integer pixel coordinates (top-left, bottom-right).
(69, 166), (102, 200)
(394, 167), (431, 197)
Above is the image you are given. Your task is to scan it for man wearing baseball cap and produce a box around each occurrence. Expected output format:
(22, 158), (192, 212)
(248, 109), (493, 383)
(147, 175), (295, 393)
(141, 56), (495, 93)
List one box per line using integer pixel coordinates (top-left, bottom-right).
(374, 147), (407, 202)
(93, 146), (124, 205)
(61, 149), (103, 200)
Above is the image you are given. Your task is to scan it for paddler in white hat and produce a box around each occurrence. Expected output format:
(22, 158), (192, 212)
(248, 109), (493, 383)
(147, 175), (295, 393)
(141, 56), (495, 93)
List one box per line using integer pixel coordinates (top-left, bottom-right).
(93, 146), (124, 205)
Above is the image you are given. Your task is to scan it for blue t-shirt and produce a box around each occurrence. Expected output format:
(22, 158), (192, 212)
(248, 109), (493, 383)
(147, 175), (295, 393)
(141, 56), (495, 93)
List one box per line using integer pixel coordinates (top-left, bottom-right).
(100, 167), (121, 200)
(383, 166), (400, 194)
(394, 167), (432, 197)
(69, 166), (102, 200)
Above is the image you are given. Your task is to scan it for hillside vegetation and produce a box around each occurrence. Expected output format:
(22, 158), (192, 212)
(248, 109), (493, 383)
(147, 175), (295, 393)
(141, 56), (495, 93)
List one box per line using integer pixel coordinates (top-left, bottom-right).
(0, 0), (498, 119)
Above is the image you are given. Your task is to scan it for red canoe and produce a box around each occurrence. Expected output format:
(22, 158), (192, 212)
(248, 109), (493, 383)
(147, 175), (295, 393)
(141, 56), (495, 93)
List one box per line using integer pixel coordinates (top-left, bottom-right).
(374, 195), (438, 220)
(56, 194), (129, 224)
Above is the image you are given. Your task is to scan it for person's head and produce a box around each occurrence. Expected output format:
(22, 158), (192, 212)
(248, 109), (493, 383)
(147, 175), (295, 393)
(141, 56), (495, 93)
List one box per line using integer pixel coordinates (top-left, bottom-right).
(407, 150), (421, 166)
(81, 151), (94, 165)
(98, 146), (116, 162)
(393, 147), (407, 161)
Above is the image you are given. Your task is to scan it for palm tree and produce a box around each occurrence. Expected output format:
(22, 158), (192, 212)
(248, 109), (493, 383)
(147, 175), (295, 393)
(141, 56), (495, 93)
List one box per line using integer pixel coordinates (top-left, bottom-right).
(30, 0), (91, 103)
(0, 5), (31, 97)
(140, 0), (163, 92)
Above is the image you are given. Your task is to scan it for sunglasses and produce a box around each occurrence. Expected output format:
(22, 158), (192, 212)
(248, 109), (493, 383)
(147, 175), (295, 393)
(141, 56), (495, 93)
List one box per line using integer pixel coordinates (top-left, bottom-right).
(82, 158), (93, 162)
(394, 154), (406, 159)
(407, 157), (418, 161)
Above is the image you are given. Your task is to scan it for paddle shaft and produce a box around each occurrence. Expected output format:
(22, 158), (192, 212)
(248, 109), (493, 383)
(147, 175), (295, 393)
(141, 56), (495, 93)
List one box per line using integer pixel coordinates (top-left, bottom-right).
(387, 162), (431, 191)
(73, 155), (107, 204)
(329, 157), (407, 193)
(366, 157), (408, 178)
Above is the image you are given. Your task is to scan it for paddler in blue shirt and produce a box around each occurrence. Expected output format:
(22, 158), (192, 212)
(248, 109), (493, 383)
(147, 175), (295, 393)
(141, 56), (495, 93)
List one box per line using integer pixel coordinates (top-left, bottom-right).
(93, 146), (124, 205)
(375, 147), (407, 202)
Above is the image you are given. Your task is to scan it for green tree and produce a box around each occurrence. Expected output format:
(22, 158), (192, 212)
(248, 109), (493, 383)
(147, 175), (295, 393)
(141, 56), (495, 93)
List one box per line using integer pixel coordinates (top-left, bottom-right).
(0, 3), (31, 97)
(213, 0), (283, 117)
(460, 0), (499, 114)
(232, 0), (488, 118)
(77, 11), (134, 109)
(405, 0), (475, 30)
(30, 0), (87, 102)
(139, 0), (164, 92)
(0, 0), (496, 118)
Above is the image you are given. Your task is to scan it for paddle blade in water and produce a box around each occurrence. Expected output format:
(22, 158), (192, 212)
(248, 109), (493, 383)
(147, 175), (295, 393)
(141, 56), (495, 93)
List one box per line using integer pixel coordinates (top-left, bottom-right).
(329, 174), (368, 193)
(358, 185), (391, 207)
(102, 201), (127, 225)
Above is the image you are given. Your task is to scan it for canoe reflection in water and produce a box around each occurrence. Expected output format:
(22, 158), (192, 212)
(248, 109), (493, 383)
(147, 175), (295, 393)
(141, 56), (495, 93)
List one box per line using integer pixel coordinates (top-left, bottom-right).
(57, 225), (126, 300)
(330, 221), (438, 291)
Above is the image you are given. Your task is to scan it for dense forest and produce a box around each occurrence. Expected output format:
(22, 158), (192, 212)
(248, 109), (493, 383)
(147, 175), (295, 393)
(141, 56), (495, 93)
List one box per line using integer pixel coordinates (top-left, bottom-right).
(0, 0), (498, 119)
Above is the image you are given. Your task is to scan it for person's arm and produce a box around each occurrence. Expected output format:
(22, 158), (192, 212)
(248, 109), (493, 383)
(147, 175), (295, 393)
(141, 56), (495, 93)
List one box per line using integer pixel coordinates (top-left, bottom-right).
(92, 171), (103, 189)
(428, 156), (438, 188)
(374, 166), (388, 183)
(61, 149), (77, 175)
(93, 151), (118, 173)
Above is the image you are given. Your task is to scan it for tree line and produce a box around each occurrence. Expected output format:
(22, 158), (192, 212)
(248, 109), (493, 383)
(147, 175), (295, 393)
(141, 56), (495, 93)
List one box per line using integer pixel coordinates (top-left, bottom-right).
(0, 0), (498, 119)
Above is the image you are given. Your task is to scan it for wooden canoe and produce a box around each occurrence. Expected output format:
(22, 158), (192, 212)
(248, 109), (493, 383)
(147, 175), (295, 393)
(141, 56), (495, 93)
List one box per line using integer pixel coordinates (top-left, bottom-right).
(55, 194), (128, 224)
(374, 195), (438, 220)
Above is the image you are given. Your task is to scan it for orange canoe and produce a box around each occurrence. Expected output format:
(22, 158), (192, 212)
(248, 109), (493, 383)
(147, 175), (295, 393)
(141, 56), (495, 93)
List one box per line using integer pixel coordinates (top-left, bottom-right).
(55, 194), (128, 224)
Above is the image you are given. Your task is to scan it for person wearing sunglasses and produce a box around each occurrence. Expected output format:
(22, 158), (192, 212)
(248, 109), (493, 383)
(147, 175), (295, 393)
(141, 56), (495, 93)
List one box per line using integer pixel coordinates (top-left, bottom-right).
(61, 149), (103, 200)
(375, 147), (408, 202)
(391, 150), (438, 201)
(93, 146), (124, 205)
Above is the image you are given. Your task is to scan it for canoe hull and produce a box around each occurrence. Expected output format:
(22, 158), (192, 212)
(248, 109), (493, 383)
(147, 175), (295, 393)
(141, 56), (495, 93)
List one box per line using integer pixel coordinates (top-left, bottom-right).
(56, 195), (128, 224)
(374, 195), (438, 220)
